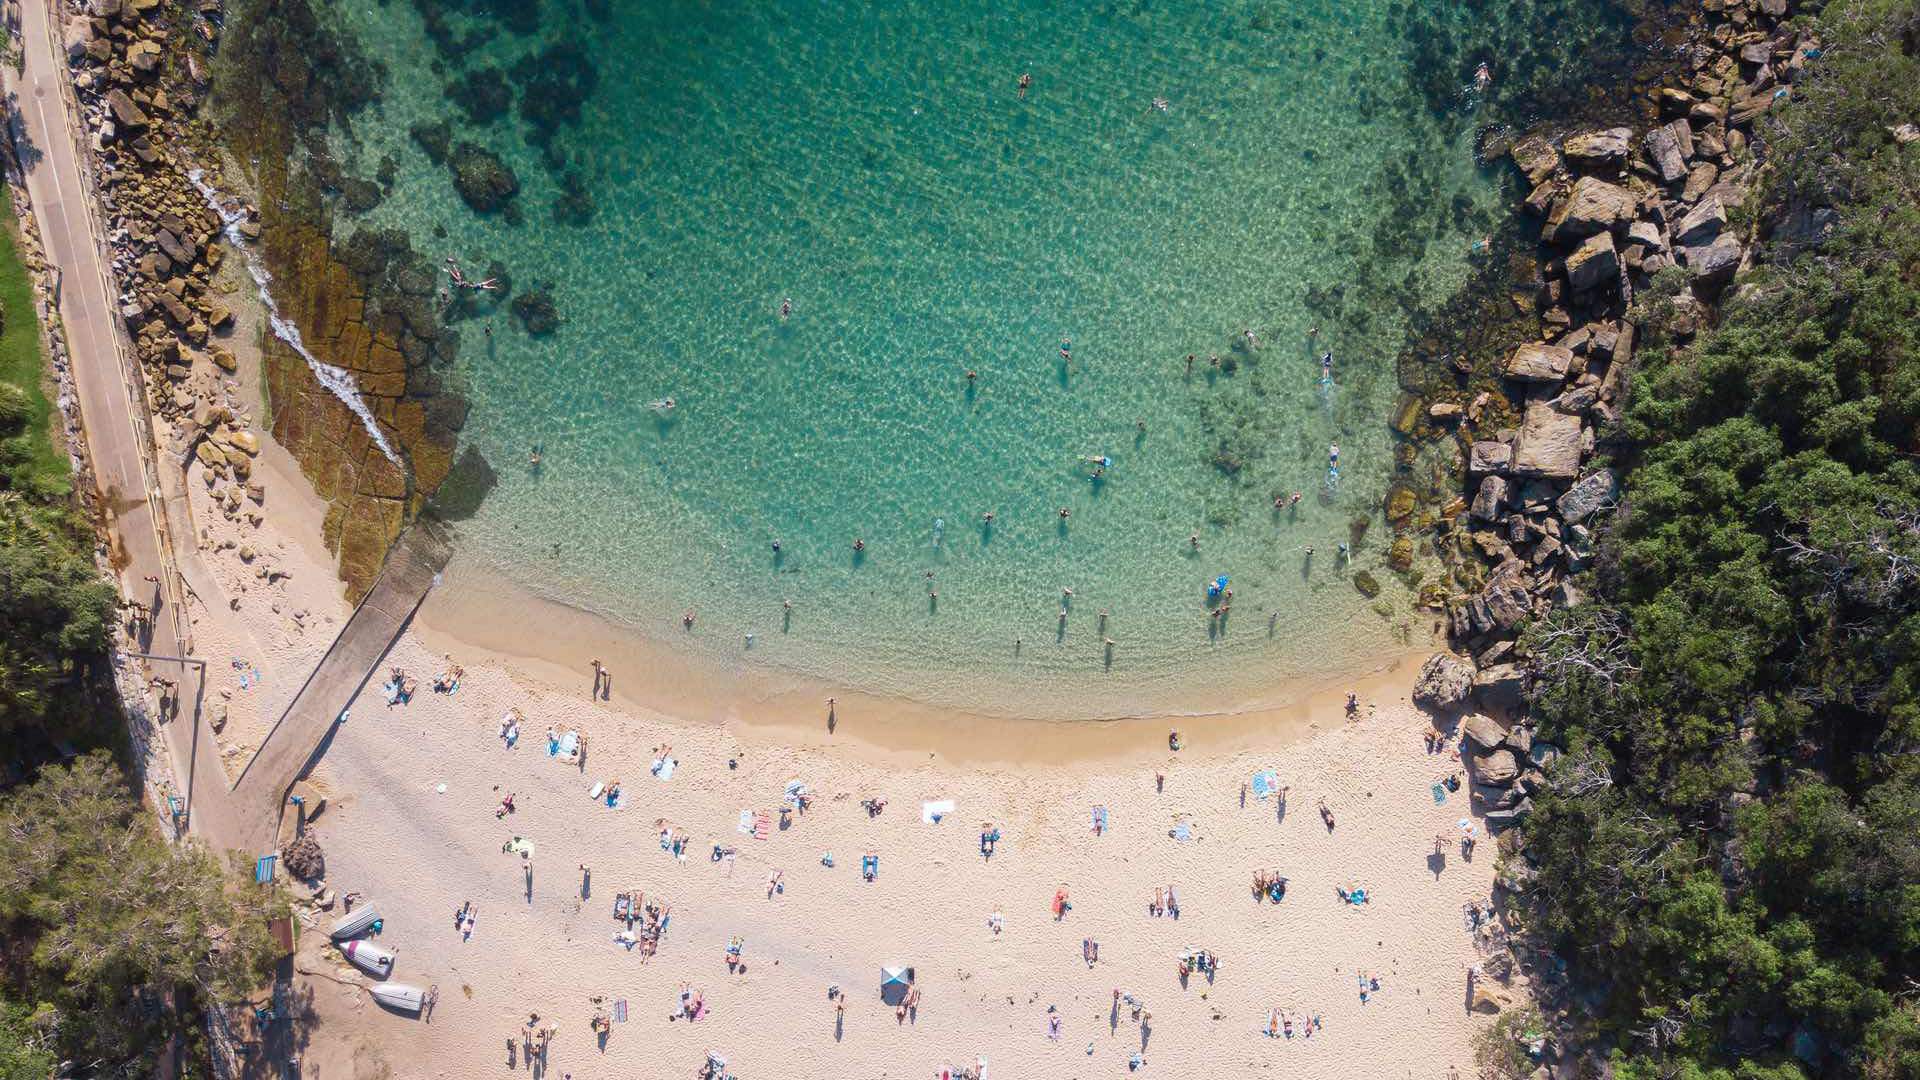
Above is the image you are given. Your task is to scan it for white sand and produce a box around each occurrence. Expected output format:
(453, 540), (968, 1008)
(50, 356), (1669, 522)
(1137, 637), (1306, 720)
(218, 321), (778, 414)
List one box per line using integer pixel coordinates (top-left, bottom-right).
(173, 340), (1506, 1079)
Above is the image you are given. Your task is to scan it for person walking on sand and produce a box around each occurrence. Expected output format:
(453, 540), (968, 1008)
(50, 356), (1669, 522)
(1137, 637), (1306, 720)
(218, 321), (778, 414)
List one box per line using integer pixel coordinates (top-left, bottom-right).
(591, 658), (603, 696)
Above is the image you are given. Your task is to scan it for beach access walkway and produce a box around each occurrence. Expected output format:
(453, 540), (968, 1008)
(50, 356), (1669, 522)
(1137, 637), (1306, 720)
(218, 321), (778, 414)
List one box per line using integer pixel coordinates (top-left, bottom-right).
(5, 0), (240, 838)
(230, 521), (451, 853)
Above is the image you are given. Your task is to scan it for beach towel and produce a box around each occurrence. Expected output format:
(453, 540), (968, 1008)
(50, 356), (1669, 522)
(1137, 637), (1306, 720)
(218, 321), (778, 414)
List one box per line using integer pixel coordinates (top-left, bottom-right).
(752, 811), (772, 840)
(1170, 819), (1192, 842)
(1092, 806), (1109, 834)
(652, 755), (677, 780)
(736, 810), (754, 836)
(559, 731), (579, 757)
(1252, 770), (1279, 800)
(921, 799), (955, 824)
(589, 781), (605, 800)
(613, 999), (627, 1023)
(784, 780), (807, 808)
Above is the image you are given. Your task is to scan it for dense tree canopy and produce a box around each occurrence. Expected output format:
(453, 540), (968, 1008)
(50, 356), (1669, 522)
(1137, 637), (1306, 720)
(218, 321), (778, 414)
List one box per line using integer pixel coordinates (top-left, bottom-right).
(0, 752), (284, 1074)
(1518, 1), (1920, 1076)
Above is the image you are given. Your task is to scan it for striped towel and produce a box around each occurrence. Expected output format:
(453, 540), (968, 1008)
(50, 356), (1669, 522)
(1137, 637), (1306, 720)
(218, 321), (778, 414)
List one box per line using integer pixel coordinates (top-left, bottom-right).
(752, 811), (772, 840)
(612, 999), (627, 1023)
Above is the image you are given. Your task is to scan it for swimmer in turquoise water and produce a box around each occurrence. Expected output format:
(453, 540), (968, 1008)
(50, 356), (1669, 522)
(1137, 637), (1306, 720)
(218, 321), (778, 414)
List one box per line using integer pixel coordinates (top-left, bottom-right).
(1329, 443), (1340, 465)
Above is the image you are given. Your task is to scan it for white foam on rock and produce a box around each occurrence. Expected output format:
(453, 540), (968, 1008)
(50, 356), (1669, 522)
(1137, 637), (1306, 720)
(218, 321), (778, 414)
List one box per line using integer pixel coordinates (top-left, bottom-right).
(186, 169), (402, 467)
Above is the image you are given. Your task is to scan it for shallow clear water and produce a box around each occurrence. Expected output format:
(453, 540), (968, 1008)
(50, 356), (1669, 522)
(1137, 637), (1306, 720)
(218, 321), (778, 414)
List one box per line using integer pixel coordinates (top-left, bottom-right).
(318, 0), (1510, 716)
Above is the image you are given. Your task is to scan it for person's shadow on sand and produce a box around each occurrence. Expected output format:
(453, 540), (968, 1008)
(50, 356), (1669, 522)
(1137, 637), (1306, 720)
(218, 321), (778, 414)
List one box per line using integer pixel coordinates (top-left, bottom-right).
(1427, 850), (1447, 879)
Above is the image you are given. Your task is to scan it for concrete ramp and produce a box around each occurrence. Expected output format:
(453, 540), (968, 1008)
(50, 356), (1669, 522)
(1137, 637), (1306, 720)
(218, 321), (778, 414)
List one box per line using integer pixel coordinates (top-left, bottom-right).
(230, 521), (451, 851)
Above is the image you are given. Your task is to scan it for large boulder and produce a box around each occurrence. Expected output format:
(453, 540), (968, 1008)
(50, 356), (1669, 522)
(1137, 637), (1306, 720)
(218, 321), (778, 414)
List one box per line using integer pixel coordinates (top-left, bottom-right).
(1503, 342), (1573, 383)
(1686, 235), (1742, 288)
(1483, 798), (1533, 830)
(1511, 394), (1584, 479)
(1565, 231), (1619, 292)
(103, 88), (148, 129)
(1470, 474), (1508, 521)
(1413, 652), (1476, 712)
(1674, 196), (1727, 245)
(1473, 747), (1522, 786)
(1562, 127), (1632, 167)
(1473, 663), (1528, 712)
(1644, 120), (1693, 184)
(1545, 177), (1636, 241)
(1468, 441), (1513, 475)
(1511, 135), (1559, 183)
(1460, 712), (1508, 751)
(1557, 469), (1618, 520)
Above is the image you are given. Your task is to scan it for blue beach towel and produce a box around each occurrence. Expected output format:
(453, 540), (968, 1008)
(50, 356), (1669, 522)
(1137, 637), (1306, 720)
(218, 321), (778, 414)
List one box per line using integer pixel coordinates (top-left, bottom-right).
(1431, 783), (1447, 804)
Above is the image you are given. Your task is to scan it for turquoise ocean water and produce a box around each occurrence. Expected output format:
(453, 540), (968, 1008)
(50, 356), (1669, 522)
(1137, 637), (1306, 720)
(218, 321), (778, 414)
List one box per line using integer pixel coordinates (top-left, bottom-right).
(314, 0), (1526, 717)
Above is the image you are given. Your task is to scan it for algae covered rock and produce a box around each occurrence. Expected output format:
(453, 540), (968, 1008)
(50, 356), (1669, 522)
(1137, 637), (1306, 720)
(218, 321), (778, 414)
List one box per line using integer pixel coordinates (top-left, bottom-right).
(1352, 569), (1381, 599)
(511, 287), (560, 336)
(447, 141), (520, 214)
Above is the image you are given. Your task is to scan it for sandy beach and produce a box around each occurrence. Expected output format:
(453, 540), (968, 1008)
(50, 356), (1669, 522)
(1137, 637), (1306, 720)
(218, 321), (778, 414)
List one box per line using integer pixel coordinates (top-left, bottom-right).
(159, 323), (1508, 1080)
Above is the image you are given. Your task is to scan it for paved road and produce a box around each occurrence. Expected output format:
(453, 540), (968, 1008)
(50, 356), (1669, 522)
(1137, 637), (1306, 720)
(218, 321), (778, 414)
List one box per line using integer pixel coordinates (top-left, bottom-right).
(7, 0), (448, 861)
(230, 522), (449, 854)
(4, 0), (245, 847)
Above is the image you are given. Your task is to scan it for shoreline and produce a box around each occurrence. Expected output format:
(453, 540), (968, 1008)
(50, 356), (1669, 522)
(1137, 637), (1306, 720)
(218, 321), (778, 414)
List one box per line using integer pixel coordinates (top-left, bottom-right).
(413, 545), (1439, 768)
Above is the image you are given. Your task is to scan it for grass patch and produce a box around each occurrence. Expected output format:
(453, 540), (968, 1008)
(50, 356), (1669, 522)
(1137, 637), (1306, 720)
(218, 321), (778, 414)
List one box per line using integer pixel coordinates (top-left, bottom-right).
(0, 184), (65, 496)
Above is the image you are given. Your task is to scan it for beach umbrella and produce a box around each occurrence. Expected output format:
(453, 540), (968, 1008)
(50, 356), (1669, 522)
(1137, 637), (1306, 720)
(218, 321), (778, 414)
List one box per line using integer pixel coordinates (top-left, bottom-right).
(880, 966), (913, 1004)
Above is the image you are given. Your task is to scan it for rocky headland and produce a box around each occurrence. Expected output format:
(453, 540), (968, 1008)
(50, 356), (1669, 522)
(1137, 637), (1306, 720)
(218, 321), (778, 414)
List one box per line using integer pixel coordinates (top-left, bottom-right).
(1387, 0), (1820, 1067)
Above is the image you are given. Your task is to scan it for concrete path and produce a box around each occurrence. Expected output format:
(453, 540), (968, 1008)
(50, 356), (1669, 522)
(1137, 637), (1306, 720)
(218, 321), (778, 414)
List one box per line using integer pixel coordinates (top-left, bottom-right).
(4, 0), (244, 844)
(230, 521), (450, 853)
(6, 0), (447, 860)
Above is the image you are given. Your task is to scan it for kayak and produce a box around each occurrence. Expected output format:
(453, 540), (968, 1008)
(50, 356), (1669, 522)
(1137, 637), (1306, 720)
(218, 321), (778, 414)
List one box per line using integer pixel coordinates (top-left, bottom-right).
(340, 939), (394, 979)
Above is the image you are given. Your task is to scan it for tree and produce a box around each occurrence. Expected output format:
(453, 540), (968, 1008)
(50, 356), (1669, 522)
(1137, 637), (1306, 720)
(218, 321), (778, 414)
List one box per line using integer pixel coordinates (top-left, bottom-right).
(0, 752), (284, 1072)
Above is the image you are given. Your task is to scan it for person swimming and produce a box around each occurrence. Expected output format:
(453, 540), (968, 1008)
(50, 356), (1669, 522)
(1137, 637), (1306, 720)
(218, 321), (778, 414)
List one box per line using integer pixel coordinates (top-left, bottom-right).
(1060, 336), (1072, 360)
(649, 397), (676, 413)
(1474, 62), (1492, 92)
(1018, 72), (1033, 98)
(1151, 97), (1169, 112)
(529, 445), (542, 468)
(1329, 443), (1340, 465)
(1084, 455), (1112, 469)
(780, 297), (792, 319)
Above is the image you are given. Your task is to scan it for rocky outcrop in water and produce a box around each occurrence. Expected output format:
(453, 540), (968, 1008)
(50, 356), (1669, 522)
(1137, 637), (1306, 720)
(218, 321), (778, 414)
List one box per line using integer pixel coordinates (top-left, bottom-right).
(196, 0), (472, 595)
(447, 141), (520, 215)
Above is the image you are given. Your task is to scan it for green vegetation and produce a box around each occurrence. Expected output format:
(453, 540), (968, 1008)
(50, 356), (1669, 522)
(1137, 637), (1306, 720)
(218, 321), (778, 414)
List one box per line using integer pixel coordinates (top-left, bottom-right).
(0, 187), (113, 743)
(0, 186), (63, 495)
(0, 753), (284, 1074)
(1518, 2), (1920, 1076)
(0, 143), (278, 1073)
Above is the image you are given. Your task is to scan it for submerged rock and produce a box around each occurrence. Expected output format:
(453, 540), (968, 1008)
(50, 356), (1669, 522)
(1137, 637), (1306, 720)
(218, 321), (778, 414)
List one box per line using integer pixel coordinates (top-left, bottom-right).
(410, 119), (453, 164)
(511, 286), (560, 335)
(447, 141), (520, 213)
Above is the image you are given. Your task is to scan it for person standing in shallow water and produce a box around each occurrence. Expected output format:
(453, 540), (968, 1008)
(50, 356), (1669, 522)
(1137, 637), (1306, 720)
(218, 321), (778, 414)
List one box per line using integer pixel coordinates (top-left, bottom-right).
(1018, 72), (1033, 98)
